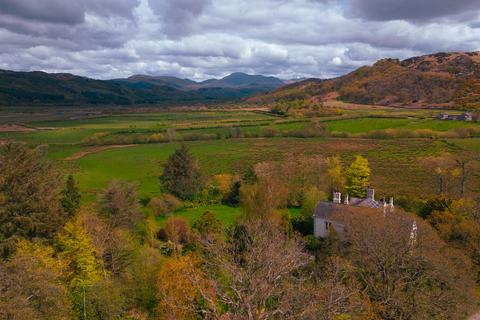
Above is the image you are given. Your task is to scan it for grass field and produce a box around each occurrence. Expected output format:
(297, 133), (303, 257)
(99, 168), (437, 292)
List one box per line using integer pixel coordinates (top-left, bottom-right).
(326, 117), (480, 134)
(1, 107), (479, 224)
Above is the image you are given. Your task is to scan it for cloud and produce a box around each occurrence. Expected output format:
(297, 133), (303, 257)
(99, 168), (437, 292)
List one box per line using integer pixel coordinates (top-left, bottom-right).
(348, 0), (480, 22)
(147, 0), (211, 38)
(0, 0), (139, 25)
(0, 0), (479, 80)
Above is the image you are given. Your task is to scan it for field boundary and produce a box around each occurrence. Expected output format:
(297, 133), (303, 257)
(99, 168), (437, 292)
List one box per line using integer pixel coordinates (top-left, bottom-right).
(65, 144), (136, 161)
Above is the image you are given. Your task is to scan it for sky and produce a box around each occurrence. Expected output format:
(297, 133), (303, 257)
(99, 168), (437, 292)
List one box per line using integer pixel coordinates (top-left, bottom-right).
(0, 0), (479, 80)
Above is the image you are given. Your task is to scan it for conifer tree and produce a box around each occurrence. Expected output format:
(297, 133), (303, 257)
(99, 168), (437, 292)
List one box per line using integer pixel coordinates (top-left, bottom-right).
(160, 145), (204, 200)
(345, 155), (371, 197)
(61, 175), (81, 217)
(0, 141), (66, 258)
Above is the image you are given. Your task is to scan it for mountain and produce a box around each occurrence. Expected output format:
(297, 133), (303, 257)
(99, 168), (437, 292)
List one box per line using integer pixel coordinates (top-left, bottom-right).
(0, 70), (285, 106)
(0, 70), (206, 106)
(123, 72), (284, 90)
(252, 52), (480, 109)
(201, 72), (284, 88)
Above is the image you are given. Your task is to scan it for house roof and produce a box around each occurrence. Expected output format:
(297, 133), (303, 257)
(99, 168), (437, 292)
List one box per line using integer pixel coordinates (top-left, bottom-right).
(314, 197), (380, 219)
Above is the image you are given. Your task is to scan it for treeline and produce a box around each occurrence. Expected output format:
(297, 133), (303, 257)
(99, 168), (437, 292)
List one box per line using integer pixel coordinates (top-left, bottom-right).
(0, 141), (479, 319)
(81, 121), (327, 146)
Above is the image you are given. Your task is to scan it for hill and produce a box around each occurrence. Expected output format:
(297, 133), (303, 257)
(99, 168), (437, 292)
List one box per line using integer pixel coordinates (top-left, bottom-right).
(252, 52), (480, 109)
(0, 70), (284, 106)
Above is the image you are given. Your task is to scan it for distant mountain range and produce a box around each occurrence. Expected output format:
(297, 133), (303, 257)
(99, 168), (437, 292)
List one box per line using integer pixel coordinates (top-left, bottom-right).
(252, 52), (480, 109)
(2, 51), (479, 108)
(0, 71), (286, 106)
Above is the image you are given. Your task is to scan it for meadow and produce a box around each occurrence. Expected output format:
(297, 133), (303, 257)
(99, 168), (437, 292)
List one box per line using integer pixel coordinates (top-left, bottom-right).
(1, 107), (479, 225)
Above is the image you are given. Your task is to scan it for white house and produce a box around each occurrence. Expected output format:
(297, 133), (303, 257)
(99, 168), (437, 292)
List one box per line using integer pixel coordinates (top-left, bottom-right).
(313, 188), (393, 238)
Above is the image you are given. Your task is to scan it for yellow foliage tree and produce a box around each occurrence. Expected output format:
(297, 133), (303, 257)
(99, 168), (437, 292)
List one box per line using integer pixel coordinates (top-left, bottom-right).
(157, 254), (216, 319)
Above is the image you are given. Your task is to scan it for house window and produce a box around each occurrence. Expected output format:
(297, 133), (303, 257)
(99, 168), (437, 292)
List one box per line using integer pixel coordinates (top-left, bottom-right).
(325, 221), (332, 231)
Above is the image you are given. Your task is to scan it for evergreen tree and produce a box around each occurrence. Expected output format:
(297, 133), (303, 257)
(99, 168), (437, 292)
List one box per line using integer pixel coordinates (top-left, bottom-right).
(345, 155), (371, 197)
(223, 180), (241, 207)
(61, 175), (81, 217)
(0, 141), (66, 258)
(160, 145), (204, 200)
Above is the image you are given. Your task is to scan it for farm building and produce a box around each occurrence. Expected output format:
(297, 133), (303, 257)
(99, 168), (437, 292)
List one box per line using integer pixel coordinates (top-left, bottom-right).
(436, 112), (473, 121)
(313, 188), (394, 238)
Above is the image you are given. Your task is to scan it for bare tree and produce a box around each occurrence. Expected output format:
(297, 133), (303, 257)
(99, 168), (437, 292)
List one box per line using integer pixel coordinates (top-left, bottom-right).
(334, 207), (477, 320)
(203, 221), (315, 320)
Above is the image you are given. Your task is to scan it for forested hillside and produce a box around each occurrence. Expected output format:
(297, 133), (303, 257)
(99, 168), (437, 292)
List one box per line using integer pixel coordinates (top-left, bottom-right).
(253, 52), (480, 109)
(0, 70), (284, 106)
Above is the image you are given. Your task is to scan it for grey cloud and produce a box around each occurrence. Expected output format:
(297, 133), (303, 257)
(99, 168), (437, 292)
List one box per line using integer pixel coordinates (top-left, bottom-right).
(0, 0), (84, 24)
(348, 0), (480, 22)
(0, 0), (140, 25)
(147, 0), (211, 38)
(0, 0), (479, 81)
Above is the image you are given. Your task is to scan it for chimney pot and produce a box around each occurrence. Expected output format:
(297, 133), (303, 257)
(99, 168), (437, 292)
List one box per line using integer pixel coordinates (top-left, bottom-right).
(366, 188), (375, 201)
(333, 191), (341, 204)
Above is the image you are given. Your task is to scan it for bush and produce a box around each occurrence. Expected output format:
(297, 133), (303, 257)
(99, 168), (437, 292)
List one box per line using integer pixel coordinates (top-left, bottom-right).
(160, 216), (190, 245)
(149, 194), (182, 216)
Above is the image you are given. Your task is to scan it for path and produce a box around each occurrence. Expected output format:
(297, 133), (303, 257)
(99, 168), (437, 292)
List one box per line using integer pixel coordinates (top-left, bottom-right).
(65, 144), (136, 161)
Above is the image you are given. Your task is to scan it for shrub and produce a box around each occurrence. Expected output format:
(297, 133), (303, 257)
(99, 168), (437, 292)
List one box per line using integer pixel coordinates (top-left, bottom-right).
(162, 216), (190, 245)
(149, 194), (182, 216)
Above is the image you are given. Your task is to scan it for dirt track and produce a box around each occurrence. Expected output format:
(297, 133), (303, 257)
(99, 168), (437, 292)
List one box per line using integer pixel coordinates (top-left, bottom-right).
(65, 145), (136, 161)
(0, 124), (36, 132)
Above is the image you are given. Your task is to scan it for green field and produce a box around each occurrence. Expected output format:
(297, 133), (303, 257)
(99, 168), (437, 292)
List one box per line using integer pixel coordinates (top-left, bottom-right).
(326, 117), (480, 134)
(2, 108), (479, 224)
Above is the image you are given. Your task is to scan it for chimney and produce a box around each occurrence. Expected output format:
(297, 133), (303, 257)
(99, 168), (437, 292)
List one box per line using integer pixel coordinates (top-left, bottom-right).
(344, 194), (349, 205)
(333, 191), (341, 204)
(366, 187), (375, 201)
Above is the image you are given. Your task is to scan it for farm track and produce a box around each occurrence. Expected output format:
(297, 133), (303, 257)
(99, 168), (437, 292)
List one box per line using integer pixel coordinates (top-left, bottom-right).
(65, 144), (136, 161)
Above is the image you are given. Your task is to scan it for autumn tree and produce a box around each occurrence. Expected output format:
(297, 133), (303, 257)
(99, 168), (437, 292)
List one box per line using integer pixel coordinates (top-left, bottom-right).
(57, 219), (103, 320)
(160, 145), (205, 200)
(203, 220), (315, 319)
(0, 241), (72, 320)
(0, 141), (67, 257)
(422, 153), (457, 195)
(149, 194), (182, 217)
(98, 179), (141, 230)
(162, 216), (190, 252)
(326, 155), (345, 193)
(334, 207), (476, 319)
(345, 155), (371, 197)
(156, 254), (216, 319)
(61, 175), (81, 217)
(240, 174), (289, 219)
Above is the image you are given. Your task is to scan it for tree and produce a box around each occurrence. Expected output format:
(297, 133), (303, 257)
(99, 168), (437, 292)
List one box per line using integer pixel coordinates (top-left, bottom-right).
(223, 180), (241, 206)
(192, 211), (224, 242)
(326, 155), (345, 193)
(61, 175), (81, 217)
(160, 145), (205, 200)
(240, 175), (288, 219)
(301, 186), (327, 218)
(203, 220), (314, 319)
(149, 194), (182, 217)
(0, 241), (73, 320)
(57, 219), (103, 320)
(98, 180), (141, 230)
(162, 216), (190, 252)
(345, 155), (370, 197)
(0, 141), (67, 258)
(156, 254), (216, 320)
(334, 207), (477, 319)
